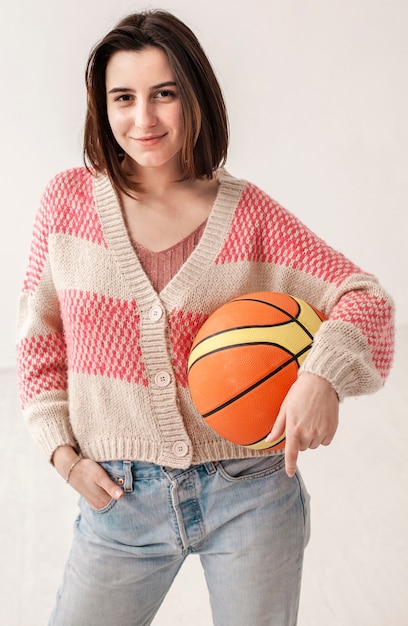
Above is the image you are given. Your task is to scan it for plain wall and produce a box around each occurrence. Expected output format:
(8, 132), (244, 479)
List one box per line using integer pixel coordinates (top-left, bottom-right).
(1, 0), (407, 368)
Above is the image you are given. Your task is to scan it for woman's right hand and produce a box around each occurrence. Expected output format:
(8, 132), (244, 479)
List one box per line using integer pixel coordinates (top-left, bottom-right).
(52, 445), (124, 510)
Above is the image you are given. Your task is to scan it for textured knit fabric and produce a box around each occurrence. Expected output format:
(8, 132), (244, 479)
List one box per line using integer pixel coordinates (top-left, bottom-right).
(16, 167), (395, 468)
(132, 220), (206, 293)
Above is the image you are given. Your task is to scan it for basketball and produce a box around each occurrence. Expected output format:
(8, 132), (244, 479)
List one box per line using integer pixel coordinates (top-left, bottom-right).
(187, 292), (326, 450)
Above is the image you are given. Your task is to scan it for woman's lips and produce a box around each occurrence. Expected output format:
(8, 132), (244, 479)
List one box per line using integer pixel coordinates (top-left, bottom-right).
(134, 133), (166, 146)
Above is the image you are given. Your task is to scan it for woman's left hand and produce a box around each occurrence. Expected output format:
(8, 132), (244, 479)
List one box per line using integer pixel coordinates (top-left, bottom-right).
(266, 372), (339, 477)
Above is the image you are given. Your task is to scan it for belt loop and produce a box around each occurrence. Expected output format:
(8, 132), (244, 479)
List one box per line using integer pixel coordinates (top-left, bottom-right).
(204, 461), (217, 475)
(123, 460), (133, 492)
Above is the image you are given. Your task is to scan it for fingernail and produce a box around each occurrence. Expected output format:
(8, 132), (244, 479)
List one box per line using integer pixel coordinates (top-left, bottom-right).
(114, 490), (123, 499)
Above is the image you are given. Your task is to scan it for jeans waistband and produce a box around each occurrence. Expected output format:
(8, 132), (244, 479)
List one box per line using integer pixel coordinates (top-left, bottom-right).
(99, 460), (218, 493)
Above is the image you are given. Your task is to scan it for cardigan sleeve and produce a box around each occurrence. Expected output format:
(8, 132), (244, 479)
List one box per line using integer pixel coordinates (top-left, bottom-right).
(262, 202), (396, 400)
(16, 178), (77, 460)
(236, 181), (395, 399)
(299, 273), (395, 400)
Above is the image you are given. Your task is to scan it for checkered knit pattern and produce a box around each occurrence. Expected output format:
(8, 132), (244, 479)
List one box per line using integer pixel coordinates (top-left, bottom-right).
(17, 167), (395, 468)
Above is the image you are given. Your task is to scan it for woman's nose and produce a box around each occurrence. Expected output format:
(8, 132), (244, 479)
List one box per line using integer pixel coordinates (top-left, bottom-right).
(134, 100), (157, 129)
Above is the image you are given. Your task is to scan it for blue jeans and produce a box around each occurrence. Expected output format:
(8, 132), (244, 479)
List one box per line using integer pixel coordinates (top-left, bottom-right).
(49, 455), (310, 626)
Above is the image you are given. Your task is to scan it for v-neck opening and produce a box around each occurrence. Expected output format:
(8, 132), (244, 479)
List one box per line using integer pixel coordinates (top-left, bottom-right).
(132, 219), (208, 255)
(93, 169), (247, 306)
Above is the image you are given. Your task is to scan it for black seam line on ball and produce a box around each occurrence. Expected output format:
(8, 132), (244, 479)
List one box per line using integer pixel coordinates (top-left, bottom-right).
(231, 295), (316, 341)
(201, 343), (312, 419)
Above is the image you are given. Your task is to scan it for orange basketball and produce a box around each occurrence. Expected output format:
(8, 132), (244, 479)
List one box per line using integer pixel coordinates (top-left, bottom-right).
(187, 292), (326, 450)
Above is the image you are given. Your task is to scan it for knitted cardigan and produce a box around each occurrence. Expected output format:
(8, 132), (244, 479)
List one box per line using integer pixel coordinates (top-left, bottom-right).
(17, 167), (394, 469)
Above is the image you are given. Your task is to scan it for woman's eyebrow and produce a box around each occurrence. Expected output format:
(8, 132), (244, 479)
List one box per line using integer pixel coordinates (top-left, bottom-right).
(107, 81), (177, 94)
(151, 81), (177, 90)
(107, 87), (135, 94)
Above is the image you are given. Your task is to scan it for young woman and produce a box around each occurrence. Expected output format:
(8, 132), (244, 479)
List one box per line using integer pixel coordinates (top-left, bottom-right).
(17, 10), (394, 626)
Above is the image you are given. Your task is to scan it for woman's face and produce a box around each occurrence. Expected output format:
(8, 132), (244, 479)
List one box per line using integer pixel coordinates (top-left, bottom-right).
(106, 47), (184, 176)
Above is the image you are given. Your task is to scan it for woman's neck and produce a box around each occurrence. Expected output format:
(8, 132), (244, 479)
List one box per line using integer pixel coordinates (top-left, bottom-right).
(122, 155), (186, 196)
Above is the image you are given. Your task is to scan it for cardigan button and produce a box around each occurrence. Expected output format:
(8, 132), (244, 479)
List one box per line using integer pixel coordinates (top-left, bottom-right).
(155, 371), (171, 387)
(172, 441), (189, 457)
(149, 305), (163, 322)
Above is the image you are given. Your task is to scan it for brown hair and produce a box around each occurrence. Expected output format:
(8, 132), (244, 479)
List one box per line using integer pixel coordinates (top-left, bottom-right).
(84, 10), (229, 196)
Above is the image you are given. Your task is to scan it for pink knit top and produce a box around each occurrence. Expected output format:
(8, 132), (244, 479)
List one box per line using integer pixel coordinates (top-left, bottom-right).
(132, 221), (207, 293)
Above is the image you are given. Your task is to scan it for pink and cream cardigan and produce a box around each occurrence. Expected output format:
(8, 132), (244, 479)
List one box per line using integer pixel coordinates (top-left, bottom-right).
(17, 167), (394, 468)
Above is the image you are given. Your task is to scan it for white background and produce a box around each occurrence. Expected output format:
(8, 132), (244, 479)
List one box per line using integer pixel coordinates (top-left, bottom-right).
(1, 0), (407, 368)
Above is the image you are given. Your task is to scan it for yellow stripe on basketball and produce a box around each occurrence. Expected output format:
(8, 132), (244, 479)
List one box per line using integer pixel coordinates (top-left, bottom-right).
(244, 433), (286, 450)
(188, 321), (313, 370)
(293, 297), (323, 336)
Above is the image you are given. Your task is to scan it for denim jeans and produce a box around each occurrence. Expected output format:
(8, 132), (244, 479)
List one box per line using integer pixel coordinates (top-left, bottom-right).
(49, 455), (310, 626)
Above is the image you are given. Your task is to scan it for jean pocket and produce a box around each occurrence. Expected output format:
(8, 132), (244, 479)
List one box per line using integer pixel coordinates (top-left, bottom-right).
(80, 461), (125, 515)
(89, 497), (117, 514)
(80, 494), (119, 515)
(217, 454), (285, 481)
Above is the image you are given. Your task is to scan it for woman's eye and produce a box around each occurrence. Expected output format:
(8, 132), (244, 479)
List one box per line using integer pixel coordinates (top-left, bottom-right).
(155, 90), (176, 99)
(117, 94), (133, 102)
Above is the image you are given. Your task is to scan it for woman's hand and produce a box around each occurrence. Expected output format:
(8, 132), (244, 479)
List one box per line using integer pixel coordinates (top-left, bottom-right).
(53, 445), (123, 510)
(266, 372), (339, 477)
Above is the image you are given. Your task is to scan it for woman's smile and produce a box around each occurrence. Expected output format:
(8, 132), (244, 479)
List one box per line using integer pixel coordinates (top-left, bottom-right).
(134, 132), (167, 145)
